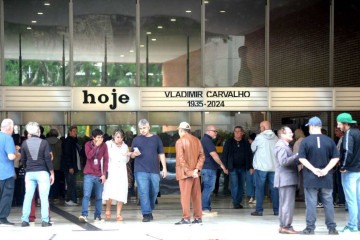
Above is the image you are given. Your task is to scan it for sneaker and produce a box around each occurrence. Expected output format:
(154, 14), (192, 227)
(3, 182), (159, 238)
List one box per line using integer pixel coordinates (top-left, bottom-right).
(79, 215), (88, 223)
(0, 218), (15, 226)
(316, 202), (323, 208)
(150, 213), (154, 221)
(328, 228), (339, 235)
(300, 228), (315, 235)
(21, 221), (30, 227)
(174, 218), (191, 225)
(41, 221), (52, 227)
(233, 204), (243, 209)
(340, 226), (358, 233)
(250, 211), (263, 216)
(94, 217), (104, 223)
(192, 218), (202, 224)
(248, 197), (255, 203)
(65, 200), (78, 206)
(142, 215), (151, 222)
(202, 210), (218, 217)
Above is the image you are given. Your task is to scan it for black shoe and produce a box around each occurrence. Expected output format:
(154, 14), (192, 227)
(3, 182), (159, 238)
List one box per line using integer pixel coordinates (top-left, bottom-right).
(0, 218), (15, 226)
(41, 221), (52, 227)
(251, 211), (263, 216)
(142, 215), (151, 222)
(274, 212), (279, 216)
(192, 218), (202, 224)
(300, 228), (315, 235)
(150, 213), (154, 221)
(328, 228), (338, 235)
(233, 204), (243, 209)
(21, 221), (30, 227)
(175, 218), (191, 225)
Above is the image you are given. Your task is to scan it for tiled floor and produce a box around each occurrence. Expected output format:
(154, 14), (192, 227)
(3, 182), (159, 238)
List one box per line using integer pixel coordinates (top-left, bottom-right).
(2, 195), (357, 240)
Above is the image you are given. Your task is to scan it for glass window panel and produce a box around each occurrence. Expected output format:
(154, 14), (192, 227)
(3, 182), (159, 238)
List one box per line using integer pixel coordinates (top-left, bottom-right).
(73, 0), (136, 86)
(140, 0), (201, 87)
(334, 0), (360, 87)
(205, 0), (265, 87)
(269, 0), (329, 87)
(4, 0), (69, 86)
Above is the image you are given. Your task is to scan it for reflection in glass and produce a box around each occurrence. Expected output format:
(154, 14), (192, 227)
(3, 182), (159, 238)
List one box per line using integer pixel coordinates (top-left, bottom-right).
(140, 0), (201, 87)
(4, 0), (69, 86)
(269, 0), (329, 87)
(204, 0), (265, 87)
(334, 0), (360, 87)
(73, 0), (136, 86)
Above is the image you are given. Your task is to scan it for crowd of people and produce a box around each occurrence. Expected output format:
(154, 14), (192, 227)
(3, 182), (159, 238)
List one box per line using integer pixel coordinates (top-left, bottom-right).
(0, 114), (359, 235)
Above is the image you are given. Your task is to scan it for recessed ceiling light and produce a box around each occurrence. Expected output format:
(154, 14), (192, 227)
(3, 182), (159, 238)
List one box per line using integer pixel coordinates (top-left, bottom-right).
(146, 32), (152, 35)
(44, 2), (51, 6)
(120, 54), (125, 57)
(220, 10), (226, 13)
(185, 10), (192, 13)
(151, 38), (157, 41)
(157, 26), (163, 29)
(38, 12), (43, 15)
(31, 20), (37, 23)
(170, 18), (176, 22)
(129, 50), (134, 53)
(140, 44), (145, 48)
(204, 0), (209, 3)
(27, 26), (32, 30)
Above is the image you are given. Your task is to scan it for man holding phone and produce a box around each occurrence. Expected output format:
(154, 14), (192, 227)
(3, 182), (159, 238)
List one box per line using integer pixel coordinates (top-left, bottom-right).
(79, 129), (108, 223)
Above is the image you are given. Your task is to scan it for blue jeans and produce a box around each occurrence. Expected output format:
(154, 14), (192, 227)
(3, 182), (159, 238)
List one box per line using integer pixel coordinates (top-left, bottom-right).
(246, 170), (255, 197)
(201, 169), (217, 211)
(341, 171), (360, 229)
(254, 170), (279, 213)
(21, 171), (50, 222)
(304, 187), (336, 230)
(135, 172), (160, 215)
(81, 174), (104, 218)
(229, 168), (246, 206)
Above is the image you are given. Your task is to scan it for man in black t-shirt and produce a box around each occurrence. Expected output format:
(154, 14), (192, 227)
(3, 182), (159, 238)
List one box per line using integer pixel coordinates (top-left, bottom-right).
(298, 116), (339, 235)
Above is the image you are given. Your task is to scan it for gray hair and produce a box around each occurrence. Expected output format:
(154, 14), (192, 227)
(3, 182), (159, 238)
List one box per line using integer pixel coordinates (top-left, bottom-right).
(25, 122), (40, 136)
(1, 118), (14, 130)
(138, 119), (150, 128)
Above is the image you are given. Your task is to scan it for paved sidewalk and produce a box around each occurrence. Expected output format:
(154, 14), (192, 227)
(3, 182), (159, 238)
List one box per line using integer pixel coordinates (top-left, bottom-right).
(1, 195), (357, 240)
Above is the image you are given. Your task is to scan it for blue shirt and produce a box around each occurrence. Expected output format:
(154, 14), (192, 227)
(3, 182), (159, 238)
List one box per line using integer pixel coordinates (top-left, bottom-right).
(131, 135), (164, 173)
(0, 132), (16, 180)
(201, 134), (218, 170)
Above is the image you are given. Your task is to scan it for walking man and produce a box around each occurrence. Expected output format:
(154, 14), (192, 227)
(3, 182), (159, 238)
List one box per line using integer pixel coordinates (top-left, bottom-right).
(251, 120), (279, 216)
(298, 116), (339, 235)
(130, 119), (168, 222)
(200, 125), (228, 215)
(222, 126), (252, 209)
(0, 119), (19, 226)
(174, 122), (205, 225)
(336, 113), (360, 233)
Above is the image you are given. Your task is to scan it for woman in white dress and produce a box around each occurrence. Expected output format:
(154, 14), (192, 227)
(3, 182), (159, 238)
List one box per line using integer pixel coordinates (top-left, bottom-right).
(103, 129), (130, 221)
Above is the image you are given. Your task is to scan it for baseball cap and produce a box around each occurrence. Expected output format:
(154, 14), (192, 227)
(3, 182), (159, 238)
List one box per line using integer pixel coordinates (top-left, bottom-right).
(305, 116), (322, 127)
(177, 122), (191, 130)
(336, 113), (357, 124)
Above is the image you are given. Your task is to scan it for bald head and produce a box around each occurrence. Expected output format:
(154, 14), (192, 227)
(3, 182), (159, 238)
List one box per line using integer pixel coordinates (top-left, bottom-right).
(260, 121), (271, 132)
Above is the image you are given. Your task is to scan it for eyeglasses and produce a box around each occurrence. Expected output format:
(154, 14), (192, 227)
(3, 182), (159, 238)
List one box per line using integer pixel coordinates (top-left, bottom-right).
(208, 130), (218, 133)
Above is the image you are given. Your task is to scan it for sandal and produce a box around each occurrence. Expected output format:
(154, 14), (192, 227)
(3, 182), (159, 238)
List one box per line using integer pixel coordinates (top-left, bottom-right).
(116, 215), (123, 221)
(105, 212), (111, 220)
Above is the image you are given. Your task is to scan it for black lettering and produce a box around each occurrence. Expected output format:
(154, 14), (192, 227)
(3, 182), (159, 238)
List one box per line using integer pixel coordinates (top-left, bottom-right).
(82, 90), (96, 104)
(109, 89), (117, 110)
(118, 94), (129, 104)
(165, 92), (171, 97)
(98, 94), (109, 104)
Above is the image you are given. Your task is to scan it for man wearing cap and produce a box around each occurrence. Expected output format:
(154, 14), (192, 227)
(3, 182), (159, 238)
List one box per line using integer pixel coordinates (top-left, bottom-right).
(298, 116), (339, 235)
(336, 113), (360, 233)
(174, 122), (205, 225)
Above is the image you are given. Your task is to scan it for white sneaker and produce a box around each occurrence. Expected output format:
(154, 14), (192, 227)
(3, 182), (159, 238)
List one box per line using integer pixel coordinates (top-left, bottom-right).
(248, 197), (254, 203)
(65, 200), (78, 206)
(202, 210), (218, 217)
(79, 216), (88, 223)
